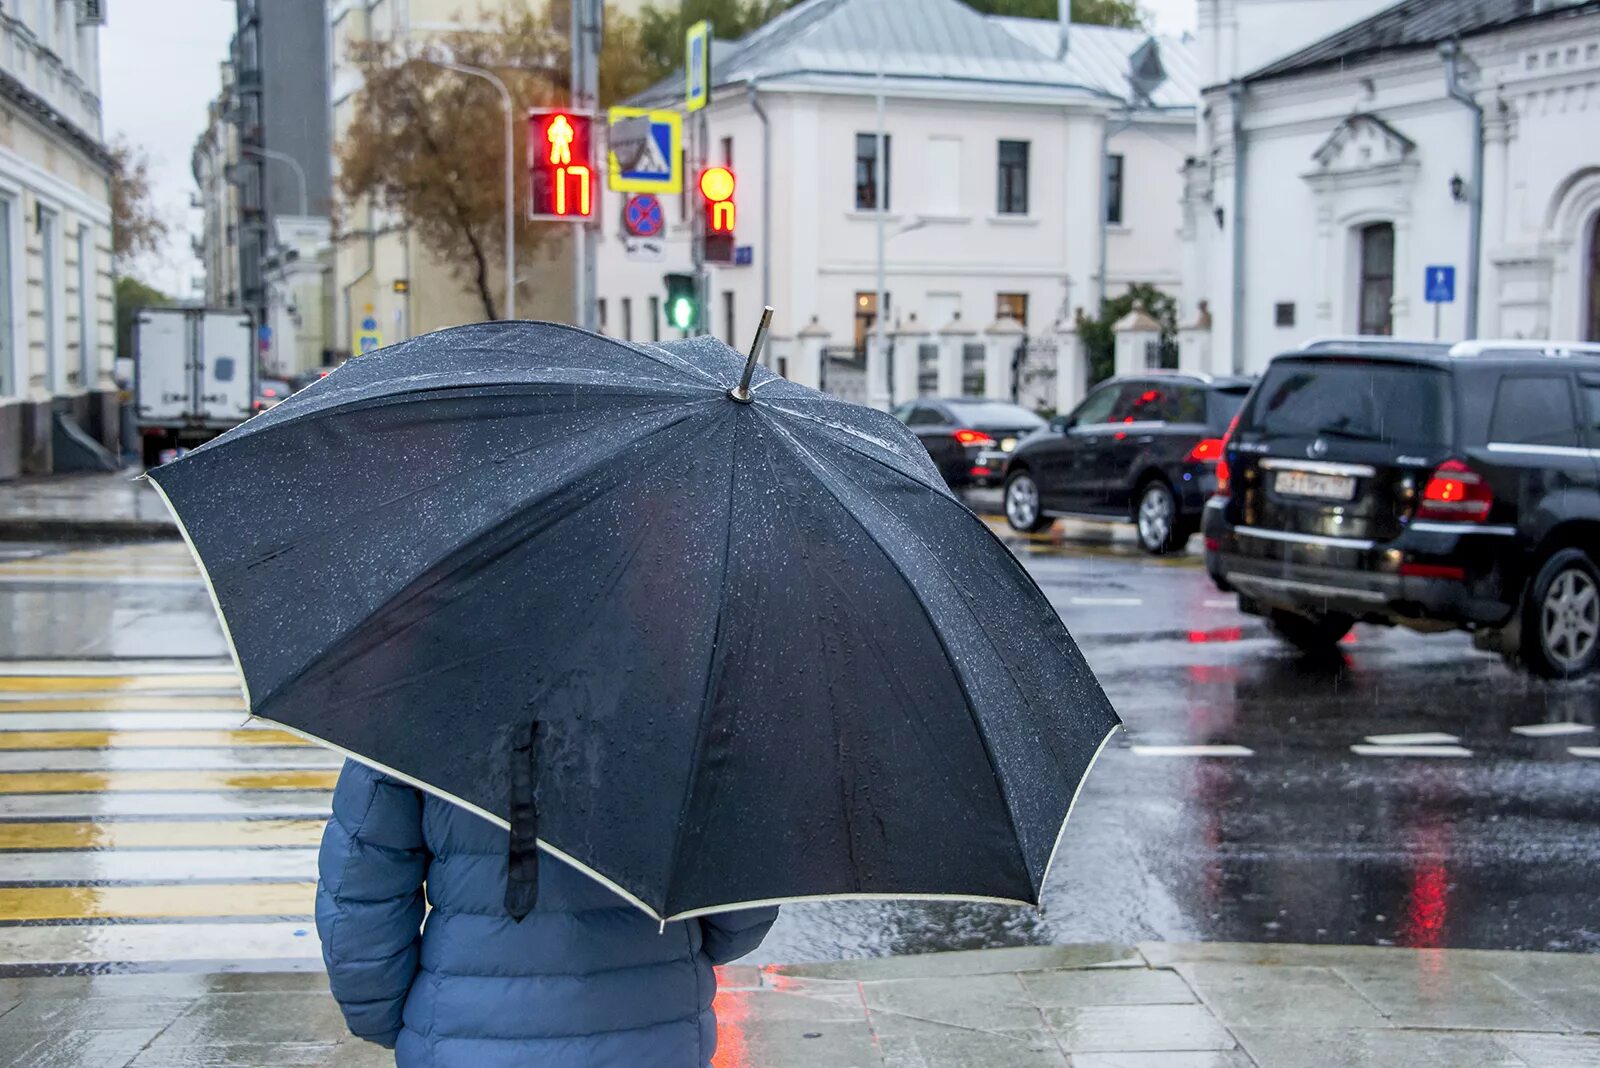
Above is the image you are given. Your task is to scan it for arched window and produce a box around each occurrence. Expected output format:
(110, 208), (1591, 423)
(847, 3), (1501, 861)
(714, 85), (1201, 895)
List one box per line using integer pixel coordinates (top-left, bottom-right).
(1586, 212), (1600, 343)
(1358, 223), (1394, 336)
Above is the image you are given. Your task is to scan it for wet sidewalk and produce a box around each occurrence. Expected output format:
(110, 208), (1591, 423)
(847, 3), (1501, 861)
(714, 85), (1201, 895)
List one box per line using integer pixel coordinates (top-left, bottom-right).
(2, 941), (1595, 1067)
(0, 470), (176, 541)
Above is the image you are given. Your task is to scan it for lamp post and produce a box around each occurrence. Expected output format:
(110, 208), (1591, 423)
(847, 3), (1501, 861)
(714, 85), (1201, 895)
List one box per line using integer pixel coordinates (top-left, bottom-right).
(429, 59), (516, 321)
(241, 146), (308, 216)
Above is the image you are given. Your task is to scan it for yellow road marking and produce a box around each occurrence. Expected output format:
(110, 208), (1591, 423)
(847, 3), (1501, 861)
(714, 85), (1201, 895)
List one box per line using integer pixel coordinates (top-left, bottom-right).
(0, 674), (240, 694)
(0, 819), (324, 850)
(0, 882), (316, 921)
(0, 695), (247, 712)
(0, 730), (308, 751)
(0, 769), (338, 794)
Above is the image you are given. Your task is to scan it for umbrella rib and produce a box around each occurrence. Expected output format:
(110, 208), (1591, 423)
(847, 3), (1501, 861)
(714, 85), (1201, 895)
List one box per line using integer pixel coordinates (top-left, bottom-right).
(762, 419), (1035, 893)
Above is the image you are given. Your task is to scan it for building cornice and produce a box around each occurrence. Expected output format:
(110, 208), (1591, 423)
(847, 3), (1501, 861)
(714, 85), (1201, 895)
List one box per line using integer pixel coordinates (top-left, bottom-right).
(0, 69), (112, 172)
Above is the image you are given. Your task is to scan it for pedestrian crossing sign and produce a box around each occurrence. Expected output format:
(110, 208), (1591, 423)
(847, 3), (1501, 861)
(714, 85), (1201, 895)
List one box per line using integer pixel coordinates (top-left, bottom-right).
(606, 107), (683, 194)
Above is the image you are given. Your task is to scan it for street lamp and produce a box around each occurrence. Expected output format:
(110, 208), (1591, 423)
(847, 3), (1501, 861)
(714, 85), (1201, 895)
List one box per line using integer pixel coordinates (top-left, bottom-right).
(241, 146), (308, 216)
(427, 59), (516, 321)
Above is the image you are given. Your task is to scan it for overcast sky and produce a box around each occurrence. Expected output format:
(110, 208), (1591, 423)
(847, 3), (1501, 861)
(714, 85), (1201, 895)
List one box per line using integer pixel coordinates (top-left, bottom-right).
(98, 0), (1197, 298)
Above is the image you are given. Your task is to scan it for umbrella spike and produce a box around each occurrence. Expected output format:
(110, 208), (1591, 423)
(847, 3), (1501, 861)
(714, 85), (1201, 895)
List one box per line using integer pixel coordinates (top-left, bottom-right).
(728, 306), (774, 403)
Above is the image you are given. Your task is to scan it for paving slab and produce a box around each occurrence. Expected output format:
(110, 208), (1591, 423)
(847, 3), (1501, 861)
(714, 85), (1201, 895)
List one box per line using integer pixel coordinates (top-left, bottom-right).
(1495, 1031), (1600, 1068)
(1045, 1004), (1237, 1054)
(0, 1024), (168, 1068)
(0, 472), (176, 541)
(1020, 967), (1196, 1008)
(147, 991), (349, 1048)
(862, 972), (1045, 1033)
(870, 1009), (1069, 1068)
(778, 943), (1142, 981)
(1332, 960), (1561, 1031)
(128, 1040), (337, 1067)
(1489, 955), (1600, 1033)
(1174, 962), (1390, 1030)
(1235, 1026), (1528, 1068)
(1069, 1054), (1256, 1068)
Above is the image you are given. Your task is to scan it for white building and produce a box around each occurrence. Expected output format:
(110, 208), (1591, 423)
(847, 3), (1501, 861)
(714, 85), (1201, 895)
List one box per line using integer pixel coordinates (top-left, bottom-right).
(0, 0), (115, 478)
(1183, 0), (1600, 375)
(595, 0), (1197, 411)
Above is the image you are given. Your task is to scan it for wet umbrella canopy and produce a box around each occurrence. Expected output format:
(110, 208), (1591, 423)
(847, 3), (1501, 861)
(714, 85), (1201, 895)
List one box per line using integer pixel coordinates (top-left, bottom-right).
(147, 320), (1119, 922)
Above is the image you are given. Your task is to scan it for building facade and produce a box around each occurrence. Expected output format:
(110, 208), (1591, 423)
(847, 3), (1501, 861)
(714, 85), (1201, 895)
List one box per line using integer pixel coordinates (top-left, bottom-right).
(594, 0), (1197, 413)
(1183, 0), (1600, 375)
(0, 0), (116, 478)
(194, 0), (332, 377)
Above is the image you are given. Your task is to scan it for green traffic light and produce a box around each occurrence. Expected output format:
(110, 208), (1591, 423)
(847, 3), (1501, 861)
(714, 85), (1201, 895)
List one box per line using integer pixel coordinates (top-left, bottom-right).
(670, 297), (694, 330)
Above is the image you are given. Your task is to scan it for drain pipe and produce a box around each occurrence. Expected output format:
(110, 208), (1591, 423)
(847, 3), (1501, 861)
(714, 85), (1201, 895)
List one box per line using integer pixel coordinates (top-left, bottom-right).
(747, 81), (772, 335)
(1228, 80), (1246, 374)
(1441, 40), (1482, 340)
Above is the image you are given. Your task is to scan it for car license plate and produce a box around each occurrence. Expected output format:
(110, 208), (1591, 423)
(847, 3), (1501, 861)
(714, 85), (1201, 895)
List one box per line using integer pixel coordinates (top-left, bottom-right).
(1274, 469), (1356, 500)
(1001, 437), (1017, 452)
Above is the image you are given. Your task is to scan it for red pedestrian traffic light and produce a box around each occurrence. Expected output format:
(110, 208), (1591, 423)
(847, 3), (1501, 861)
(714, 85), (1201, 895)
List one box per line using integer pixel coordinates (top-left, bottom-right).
(699, 166), (735, 233)
(529, 110), (595, 220)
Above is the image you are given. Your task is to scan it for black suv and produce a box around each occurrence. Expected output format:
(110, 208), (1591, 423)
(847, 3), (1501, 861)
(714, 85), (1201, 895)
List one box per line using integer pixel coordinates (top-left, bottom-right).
(1204, 339), (1600, 678)
(1002, 372), (1253, 553)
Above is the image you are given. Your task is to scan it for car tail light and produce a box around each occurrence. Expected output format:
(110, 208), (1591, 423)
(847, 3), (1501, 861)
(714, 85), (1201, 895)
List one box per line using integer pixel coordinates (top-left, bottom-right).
(953, 428), (996, 447)
(1186, 438), (1225, 463)
(1213, 414), (1241, 496)
(252, 400), (265, 412)
(262, 387), (278, 398)
(1416, 459), (1493, 522)
(1401, 561), (1467, 581)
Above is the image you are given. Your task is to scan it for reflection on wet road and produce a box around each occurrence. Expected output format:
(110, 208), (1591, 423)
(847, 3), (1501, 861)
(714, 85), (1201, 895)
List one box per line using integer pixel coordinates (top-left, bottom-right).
(1, 535), (1597, 976)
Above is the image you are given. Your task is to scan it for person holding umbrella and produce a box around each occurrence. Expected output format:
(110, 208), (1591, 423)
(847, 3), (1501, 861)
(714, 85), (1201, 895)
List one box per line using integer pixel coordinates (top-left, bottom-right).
(315, 758), (778, 1064)
(146, 313), (1118, 1067)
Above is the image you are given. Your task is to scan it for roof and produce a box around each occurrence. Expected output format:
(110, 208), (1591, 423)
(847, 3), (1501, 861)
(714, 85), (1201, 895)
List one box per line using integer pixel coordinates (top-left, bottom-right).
(628, 0), (1197, 110)
(990, 18), (1198, 110)
(1247, 0), (1600, 82)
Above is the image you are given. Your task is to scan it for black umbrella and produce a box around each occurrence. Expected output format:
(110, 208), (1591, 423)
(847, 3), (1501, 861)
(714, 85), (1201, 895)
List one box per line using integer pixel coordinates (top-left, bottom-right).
(147, 317), (1118, 922)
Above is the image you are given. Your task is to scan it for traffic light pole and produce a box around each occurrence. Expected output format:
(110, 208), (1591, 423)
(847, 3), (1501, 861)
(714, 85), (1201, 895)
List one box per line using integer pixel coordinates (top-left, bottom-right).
(572, 0), (601, 332)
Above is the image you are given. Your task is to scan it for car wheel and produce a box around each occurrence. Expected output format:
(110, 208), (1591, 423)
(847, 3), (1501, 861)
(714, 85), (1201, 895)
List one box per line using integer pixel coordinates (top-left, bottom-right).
(1003, 471), (1050, 533)
(1268, 609), (1354, 653)
(1135, 480), (1179, 555)
(1519, 548), (1600, 679)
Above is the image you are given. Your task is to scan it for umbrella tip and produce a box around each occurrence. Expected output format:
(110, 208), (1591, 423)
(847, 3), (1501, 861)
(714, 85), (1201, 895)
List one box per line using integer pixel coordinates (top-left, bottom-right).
(728, 306), (775, 404)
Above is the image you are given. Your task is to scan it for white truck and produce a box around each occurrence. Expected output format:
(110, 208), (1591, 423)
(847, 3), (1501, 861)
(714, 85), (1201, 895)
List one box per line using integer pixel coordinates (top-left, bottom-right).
(134, 307), (256, 467)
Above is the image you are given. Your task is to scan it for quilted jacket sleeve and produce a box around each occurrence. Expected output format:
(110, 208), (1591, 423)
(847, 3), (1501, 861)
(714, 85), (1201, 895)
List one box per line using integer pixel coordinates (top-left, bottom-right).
(699, 905), (780, 965)
(315, 760), (428, 1048)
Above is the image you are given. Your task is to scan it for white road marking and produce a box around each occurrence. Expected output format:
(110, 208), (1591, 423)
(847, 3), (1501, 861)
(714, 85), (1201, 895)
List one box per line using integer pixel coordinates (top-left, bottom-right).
(0, 574), (203, 587)
(1568, 747), (1600, 759)
(1511, 723), (1596, 738)
(1070, 597), (1143, 606)
(0, 922), (322, 967)
(1364, 732), (1461, 746)
(0, 849), (319, 884)
(1203, 598), (1236, 609)
(1350, 744), (1473, 758)
(0, 661), (235, 677)
(0, 748), (340, 772)
(1130, 744), (1254, 757)
(0, 792), (332, 820)
(0, 712), (253, 731)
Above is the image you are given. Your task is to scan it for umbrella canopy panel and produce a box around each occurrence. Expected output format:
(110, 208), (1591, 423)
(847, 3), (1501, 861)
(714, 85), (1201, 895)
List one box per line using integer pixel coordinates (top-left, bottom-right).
(150, 323), (1117, 920)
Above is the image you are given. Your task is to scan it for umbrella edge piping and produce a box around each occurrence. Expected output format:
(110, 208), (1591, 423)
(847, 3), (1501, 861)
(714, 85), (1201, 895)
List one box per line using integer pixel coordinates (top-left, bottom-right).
(1037, 722), (1122, 896)
(142, 474), (255, 711)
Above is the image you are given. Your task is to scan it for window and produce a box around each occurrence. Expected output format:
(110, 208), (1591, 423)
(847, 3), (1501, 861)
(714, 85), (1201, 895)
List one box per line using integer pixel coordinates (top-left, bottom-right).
(1275, 302), (1296, 327)
(1582, 378), (1600, 445)
(77, 225), (92, 388)
(722, 290), (735, 343)
(996, 293), (1028, 326)
(855, 133), (890, 211)
(1123, 383), (1169, 424)
(1490, 376), (1579, 448)
(597, 298), (607, 331)
(0, 196), (11, 396)
(620, 297), (632, 341)
(720, 136), (733, 167)
(649, 295), (660, 342)
(906, 405), (946, 427)
(1106, 154), (1124, 224)
(1586, 213), (1599, 342)
(997, 140), (1029, 215)
(1170, 385), (1209, 424)
(1247, 360), (1450, 448)
(1358, 222), (1394, 336)
(1072, 383), (1125, 425)
(854, 291), (887, 352)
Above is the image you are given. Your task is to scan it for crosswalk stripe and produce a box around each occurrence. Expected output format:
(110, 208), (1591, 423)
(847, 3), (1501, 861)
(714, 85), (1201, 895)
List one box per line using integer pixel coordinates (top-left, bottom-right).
(0, 819), (326, 851)
(0, 849), (319, 883)
(1363, 732), (1461, 746)
(0, 695), (248, 712)
(0, 674), (242, 693)
(1511, 723), (1595, 738)
(1130, 744), (1254, 757)
(0, 729), (305, 750)
(0, 712), (254, 731)
(1350, 744), (1473, 758)
(1569, 747), (1600, 759)
(0, 882), (316, 922)
(0, 748), (340, 772)
(0, 792), (333, 819)
(0, 770), (340, 794)
(0, 661), (235, 677)
(0, 921), (323, 966)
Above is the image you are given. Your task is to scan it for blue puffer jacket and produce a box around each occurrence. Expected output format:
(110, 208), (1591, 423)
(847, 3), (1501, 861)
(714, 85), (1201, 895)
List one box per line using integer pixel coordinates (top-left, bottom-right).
(316, 760), (778, 1068)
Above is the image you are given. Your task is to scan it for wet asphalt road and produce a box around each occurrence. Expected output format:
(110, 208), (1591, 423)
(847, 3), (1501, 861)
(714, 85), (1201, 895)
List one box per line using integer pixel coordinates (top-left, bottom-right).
(0, 512), (1596, 972)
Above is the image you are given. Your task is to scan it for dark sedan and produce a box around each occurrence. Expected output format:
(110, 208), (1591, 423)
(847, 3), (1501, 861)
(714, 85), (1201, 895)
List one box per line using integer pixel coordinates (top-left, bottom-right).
(892, 399), (1046, 488)
(1001, 372), (1252, 554)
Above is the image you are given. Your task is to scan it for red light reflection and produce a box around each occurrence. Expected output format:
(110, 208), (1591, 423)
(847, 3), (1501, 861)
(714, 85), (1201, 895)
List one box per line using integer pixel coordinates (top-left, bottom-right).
(1187, 626), (1244, 644)
(710, 984), (750, 1068)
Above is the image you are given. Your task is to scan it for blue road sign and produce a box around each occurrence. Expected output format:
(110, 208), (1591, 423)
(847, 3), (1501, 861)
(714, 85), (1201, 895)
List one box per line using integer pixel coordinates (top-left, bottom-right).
(624, 195), (664, 238)
(1425, 265), (1455, 304)
(607, 108), (682, 194)
(734, 245), (753, 266)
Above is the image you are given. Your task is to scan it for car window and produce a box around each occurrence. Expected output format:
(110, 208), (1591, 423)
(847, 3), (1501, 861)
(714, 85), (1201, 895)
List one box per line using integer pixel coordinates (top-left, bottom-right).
(1489, 375), (1578, 449)
(1118, 384), (1168, 424)
(891, 403), (914, 423)
(906, 406), (946, 427)
(1208, 386), (1250, 429)
(1169, 385), (1208, 424)
(1072, 384), (1124, 425)
(1581, 378), (1600, 447)
(943, 401), (1045, 427)
(1242, 359), (1451, 448)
